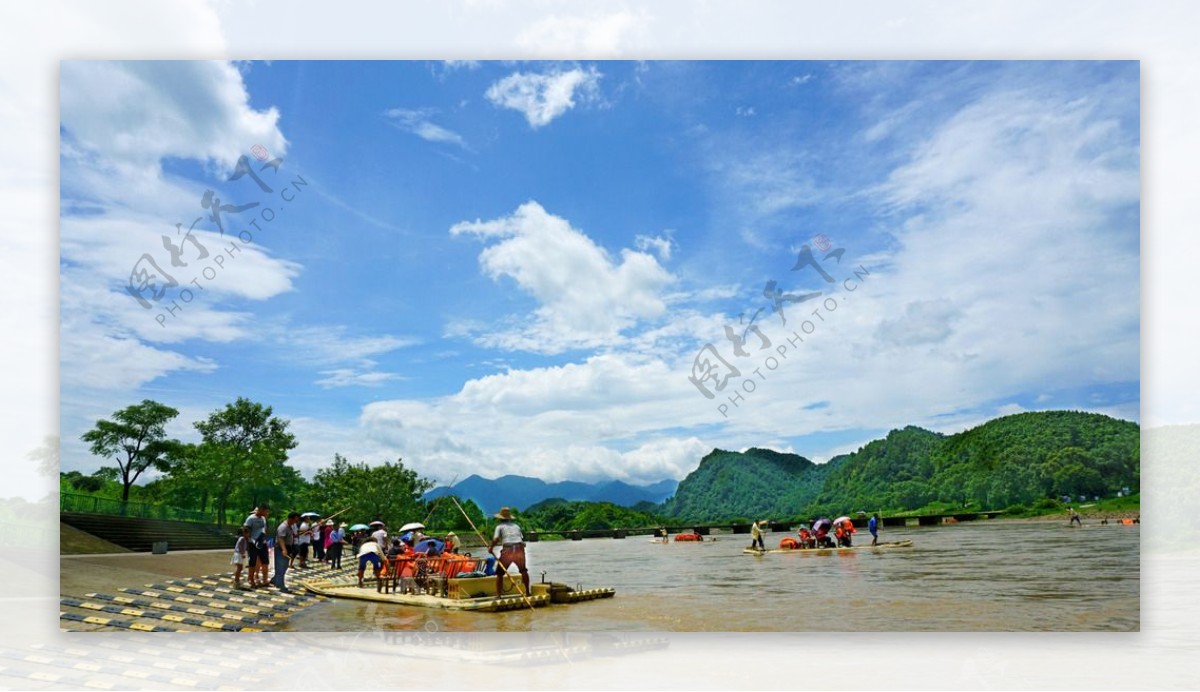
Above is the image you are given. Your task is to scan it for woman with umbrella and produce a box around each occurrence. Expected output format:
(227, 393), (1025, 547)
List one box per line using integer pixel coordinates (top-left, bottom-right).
(833, 516), (855, 547)
(812, 518), (834, 548)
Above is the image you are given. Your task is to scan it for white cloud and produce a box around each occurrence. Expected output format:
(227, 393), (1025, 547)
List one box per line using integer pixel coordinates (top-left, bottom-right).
(60, 309), (218, 391)
(634, 233), (674, 261)
(484, 66), (601, 128)
(60, 61), (287, 172)
(384, 107), (469, 149)
(736, 106), (756, 117)
(284, 325), (417, 366)
(358, 352), (718, 484)
(791, 74), (814, 86)
(315, 369), (405, 389)
(450, 201), (675, 353)
(59, 61), (298, 397)
(515, 11), (651, 56)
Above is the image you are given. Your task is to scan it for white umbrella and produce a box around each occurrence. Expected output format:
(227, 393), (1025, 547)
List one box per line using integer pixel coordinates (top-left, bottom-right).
(834, 516), (852, 525)
(369, 520), (385, 527)
(301, 511), (320, 518)
(399, 522), (425, 533)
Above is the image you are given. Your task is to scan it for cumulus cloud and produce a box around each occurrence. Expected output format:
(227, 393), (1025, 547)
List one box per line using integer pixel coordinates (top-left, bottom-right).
(485, 66), (601, 128)
(451, 201), (676, 353)
(384, 107), (469, 149)
(59, 60), (300, 397)
(358, 353), (717, 484)
(60, 61), (287, 172)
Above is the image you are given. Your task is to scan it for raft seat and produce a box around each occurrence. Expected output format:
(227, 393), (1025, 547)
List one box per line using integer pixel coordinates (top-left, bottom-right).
(382, 555), (487, 596)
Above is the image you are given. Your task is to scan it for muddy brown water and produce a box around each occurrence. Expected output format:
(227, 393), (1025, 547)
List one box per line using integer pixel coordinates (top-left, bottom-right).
(282, 521), (1139, 632)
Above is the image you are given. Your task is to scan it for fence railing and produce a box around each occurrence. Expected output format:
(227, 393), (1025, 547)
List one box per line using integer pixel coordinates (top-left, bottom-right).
(60, 492), (216, 524)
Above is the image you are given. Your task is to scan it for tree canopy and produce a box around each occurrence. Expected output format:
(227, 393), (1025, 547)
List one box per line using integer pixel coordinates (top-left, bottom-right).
(193, 397), (298, 524)
(80, 399), (182, 503)
(308, 454), (434, 528)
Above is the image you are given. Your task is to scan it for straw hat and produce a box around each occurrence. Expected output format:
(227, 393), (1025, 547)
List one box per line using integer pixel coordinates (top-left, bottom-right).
(494, 507), (514, 520)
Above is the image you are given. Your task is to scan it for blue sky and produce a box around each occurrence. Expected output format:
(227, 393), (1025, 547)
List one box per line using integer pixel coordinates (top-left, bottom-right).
(59, 60), (1140, 486)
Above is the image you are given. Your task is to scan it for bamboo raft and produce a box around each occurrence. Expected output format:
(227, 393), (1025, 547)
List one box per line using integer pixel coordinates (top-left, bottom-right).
(743, 539), (914, 556)
(295, 555), (614, 612)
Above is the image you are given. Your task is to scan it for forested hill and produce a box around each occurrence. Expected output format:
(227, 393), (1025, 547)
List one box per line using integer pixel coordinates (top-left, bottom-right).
(664, 411), (1139, 521)
(660, 448), (839, 522)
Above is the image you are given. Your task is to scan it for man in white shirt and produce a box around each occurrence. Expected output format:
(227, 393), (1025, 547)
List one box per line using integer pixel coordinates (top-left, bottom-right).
(371, 524), (388, 552)
(488, 507), (529, 598)
(296, 520), (311, 568)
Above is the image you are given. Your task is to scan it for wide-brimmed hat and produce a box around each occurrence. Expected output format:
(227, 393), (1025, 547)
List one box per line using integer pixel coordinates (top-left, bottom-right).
(494, 507), (514, 520)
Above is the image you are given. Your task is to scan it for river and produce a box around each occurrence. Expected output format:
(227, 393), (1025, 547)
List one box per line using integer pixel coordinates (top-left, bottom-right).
(283, 520), (1139, 632)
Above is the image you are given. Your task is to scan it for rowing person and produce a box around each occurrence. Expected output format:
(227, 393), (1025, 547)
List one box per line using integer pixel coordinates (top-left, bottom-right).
(488, 507), (530, 598)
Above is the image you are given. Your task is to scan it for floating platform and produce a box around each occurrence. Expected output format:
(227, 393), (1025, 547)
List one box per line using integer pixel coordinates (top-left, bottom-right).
(296, 571), (614, 612)
(743, 539), (914, 556)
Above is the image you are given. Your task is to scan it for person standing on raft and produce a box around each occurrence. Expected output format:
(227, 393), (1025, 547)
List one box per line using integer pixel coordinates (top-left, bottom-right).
(751, 520), (767, 551)
(488, 507), (530, 598)
(1069, 507), (1082, 526)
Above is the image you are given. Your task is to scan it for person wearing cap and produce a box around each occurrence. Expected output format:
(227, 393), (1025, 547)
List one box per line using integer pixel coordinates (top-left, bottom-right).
(488, 507), (529, 598)
(751, 519), (768, 551)
(371, 522), (388, 553)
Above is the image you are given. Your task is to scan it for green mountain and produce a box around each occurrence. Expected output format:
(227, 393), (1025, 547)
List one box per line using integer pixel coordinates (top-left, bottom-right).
(664, 410), (1139, 521)
(661, 448), (839, 522)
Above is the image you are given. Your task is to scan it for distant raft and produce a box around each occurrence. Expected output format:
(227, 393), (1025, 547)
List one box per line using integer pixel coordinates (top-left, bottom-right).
(743, 539), (914, 556)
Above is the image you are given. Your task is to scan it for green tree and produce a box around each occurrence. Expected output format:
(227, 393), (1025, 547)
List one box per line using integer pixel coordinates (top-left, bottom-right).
(309, 454), (433, 528)
(193, 397), (298, 524)
(80, 399), (182, 504)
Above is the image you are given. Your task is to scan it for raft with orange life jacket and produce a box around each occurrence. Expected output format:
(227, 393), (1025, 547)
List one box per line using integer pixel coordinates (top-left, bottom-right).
(744, 539), (914, 555)
(673, 533), (704, 542)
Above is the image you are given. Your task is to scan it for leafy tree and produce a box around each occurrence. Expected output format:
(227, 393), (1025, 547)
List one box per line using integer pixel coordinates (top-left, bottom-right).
(308, 454), (433, 528)
(80, 400), (182, 504)
(193, 397), (298, 524)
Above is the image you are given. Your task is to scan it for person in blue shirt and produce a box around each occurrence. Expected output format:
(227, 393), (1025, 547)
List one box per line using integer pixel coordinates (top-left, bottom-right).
(869, 513), (880, 546)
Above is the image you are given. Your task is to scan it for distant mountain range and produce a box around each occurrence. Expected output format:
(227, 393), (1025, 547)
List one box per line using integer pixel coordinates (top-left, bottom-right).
(424, 474), (678, 513)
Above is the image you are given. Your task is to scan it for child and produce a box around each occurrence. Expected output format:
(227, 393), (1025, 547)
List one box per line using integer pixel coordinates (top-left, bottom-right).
(232, 527), (250, 589)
